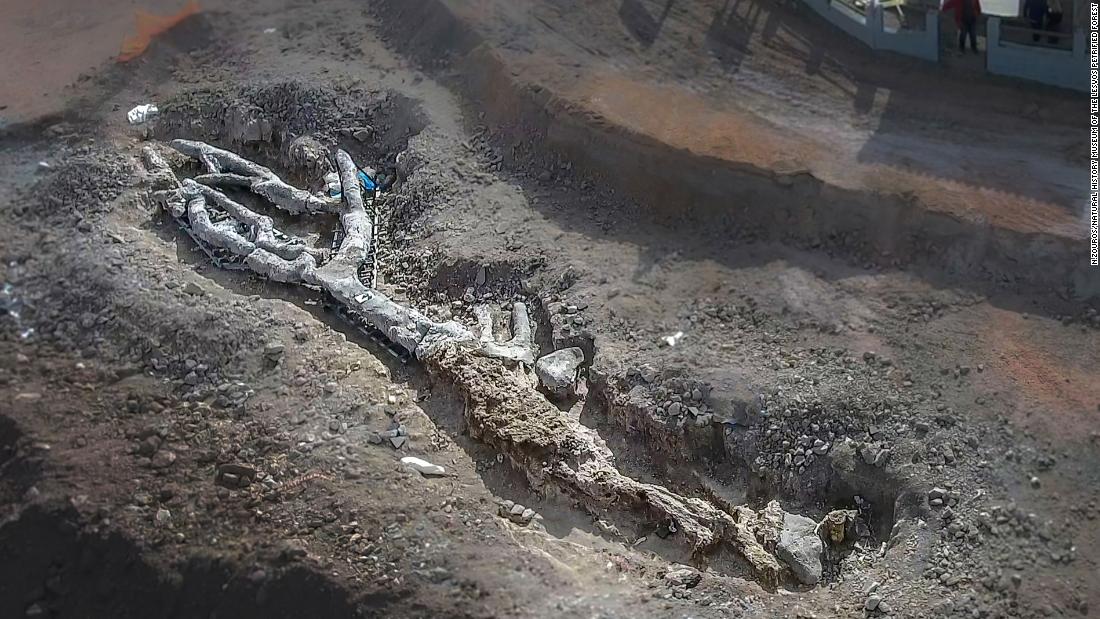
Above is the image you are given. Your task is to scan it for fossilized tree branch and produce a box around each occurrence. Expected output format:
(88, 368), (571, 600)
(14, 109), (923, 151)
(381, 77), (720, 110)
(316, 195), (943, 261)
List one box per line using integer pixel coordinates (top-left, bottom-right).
(182, 180), (325, 262)
(169, 139), (336, 214)
(140, 140), (797, 589)
(427, 345), (781, 586)
(331, 149), (372, 266)
(141, 146), (187, 217)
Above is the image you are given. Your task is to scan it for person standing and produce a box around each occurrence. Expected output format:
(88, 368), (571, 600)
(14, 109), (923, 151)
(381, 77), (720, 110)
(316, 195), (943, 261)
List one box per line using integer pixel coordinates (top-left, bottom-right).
(1046, 0), (1064, 44)
(944, 0), (982, 52)
(1023, 0), (1049, 42)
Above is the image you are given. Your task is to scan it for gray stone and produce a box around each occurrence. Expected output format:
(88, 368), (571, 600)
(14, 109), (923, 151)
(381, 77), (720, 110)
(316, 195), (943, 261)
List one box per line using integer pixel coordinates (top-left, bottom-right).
(534, 347), (584, 398)
(663, 565), (702, 588)
(352, 126), (373, 142)
(775, 511), (824, 585)
(150, 450), (176, 469)
(874, 448), (891, 467)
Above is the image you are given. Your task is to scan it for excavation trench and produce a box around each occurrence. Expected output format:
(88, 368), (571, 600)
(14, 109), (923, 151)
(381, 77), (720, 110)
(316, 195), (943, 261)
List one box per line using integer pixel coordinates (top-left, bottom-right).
(427, 256), (912, 545)
(584, 372), (914, 544)
(127, 85), (912, 590)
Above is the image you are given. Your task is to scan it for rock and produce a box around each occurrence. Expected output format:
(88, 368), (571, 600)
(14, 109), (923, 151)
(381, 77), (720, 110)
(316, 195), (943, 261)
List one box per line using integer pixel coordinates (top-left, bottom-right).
(494, 501), (535, 525)
(395, 148), (425, 179)
(352, 126), (373, 142)
(401, 456), (446, 477)
(137, 435), (161, 456)
(775, 509), (824, 585)
(263, 343), (285, 358)
(865, 595), (882, 611)
(663, 565), (703, 588)
(389, 435), (407, 449)
(216, 463), (257, 487)
(182, 282), (205, 296)
(155, 508), (172, 525)
(534, 347), (584, 398)
(277, 539), (308, 561)
(874, 448), (891, 467)
(150, 450), (176, 469)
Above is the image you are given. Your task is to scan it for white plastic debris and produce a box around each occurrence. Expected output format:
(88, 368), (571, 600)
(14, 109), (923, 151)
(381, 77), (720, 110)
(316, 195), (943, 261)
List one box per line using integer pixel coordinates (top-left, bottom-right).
(401, 456), (446, 477)
(263, 27), (277, 34)
(127, 104), (159, 125)
(662, 331), (684, 347)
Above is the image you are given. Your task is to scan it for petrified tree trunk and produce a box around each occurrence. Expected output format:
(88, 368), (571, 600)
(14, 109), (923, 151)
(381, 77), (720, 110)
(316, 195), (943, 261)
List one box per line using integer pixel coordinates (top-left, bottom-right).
(142, 140), (785, 588)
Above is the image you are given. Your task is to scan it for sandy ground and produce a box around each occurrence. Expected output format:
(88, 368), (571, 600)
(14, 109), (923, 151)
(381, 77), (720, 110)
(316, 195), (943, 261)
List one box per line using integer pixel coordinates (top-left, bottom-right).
(0, 0), (1097, 617)
(0, 0), (188, 124)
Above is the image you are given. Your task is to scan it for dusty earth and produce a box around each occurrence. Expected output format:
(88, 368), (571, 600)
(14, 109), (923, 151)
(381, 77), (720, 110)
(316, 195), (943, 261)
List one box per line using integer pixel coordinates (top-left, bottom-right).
(1, 0), (1098, 617)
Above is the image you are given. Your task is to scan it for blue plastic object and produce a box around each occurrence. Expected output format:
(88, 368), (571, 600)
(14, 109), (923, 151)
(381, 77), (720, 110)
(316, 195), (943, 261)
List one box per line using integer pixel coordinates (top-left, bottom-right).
(358, 170), (377, 191)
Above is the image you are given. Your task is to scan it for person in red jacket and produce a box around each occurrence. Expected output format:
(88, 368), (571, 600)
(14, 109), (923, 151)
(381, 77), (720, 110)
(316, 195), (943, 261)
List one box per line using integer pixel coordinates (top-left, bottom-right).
(943, 0), (982, 53)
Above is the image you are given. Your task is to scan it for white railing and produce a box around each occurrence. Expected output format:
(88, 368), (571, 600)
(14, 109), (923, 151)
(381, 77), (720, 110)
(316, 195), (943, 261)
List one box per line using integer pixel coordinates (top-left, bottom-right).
(799, 0), (1087, 90)
(799, 0), (940, 61)
(986, 16), (1087, 91)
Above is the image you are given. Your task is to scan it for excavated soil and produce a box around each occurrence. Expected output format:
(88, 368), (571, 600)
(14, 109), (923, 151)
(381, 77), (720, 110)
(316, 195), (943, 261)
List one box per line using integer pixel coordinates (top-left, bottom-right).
(1, 0), (1098, 618)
